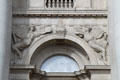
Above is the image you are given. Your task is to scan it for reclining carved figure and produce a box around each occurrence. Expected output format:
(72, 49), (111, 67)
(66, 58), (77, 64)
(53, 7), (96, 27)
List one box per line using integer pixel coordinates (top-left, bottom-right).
(83, 27), (108, 64)
(12, 25), (52, 58)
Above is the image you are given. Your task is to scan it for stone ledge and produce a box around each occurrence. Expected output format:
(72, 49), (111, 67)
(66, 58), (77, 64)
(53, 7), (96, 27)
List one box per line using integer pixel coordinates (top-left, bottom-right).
(85, 65), (111, 70)
(10, 65), (35, 70)
(85, 65), (111, 74)
(10, 65), (111, 71)
(45, 72), (76, 77)
(10, 65), (111, 75)
(13, 10), (107, 17)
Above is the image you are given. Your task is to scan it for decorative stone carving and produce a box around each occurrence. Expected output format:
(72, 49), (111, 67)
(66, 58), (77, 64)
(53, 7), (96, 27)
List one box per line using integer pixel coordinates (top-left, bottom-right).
(75, 25), (108, 64)
(12, 24), (108, 64)
(12, 24), (52, 58)
(54, 24), (66, 35)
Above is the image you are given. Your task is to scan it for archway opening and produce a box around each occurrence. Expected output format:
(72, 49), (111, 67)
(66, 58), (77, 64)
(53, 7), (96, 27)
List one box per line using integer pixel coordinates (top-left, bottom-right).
(40, 55), (80, 72)
(30, 39), (91, 72)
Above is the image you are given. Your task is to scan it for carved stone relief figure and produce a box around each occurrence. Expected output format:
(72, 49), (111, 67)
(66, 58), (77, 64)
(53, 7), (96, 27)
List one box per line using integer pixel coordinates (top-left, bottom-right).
(75, 25), (108, 64)
(12, 24), (108, 64)
(75, 25), (89, 38)
(12, 24), (52, 58)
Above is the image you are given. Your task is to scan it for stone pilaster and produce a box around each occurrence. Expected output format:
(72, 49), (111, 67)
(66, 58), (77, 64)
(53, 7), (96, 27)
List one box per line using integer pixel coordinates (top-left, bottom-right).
(108, 0), (120, 79)
(0, 0), (12, 80)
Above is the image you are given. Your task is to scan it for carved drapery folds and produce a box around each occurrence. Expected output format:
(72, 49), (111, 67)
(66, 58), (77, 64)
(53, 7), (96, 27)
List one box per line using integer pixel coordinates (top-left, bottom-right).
(12, 24), (53, 58)
(75, 25), (108, 64)
(12, 24), (108, 64)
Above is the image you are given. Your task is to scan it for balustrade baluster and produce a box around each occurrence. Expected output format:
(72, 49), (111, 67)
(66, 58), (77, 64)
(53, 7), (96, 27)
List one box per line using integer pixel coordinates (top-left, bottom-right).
(61, 0), (63, 8)
(69, 0), (71, 8)
(48, 0), (51, 8)
(65, 0), (67, 8)
(56, 0), (59, 8)
(46, 0), (74, 8)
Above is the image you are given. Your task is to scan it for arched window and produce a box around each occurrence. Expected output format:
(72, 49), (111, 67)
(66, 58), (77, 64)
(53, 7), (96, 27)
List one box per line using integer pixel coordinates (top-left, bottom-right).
(45, 0), (74, 8)
(41, 55), (79, 72)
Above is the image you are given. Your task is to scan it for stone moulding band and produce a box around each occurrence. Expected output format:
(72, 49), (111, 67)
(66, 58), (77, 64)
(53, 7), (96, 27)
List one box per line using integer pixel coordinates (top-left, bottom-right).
(13, 13), (107, 17)
(10, 65), (111, 79)
(10, 65), (111, 73)
(13, 10), (107, 17)
(10, 65), (35, 71)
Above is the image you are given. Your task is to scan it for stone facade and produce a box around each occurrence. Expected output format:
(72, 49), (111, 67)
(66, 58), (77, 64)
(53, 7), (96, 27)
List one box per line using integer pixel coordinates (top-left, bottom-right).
(10, 0), (110, 80)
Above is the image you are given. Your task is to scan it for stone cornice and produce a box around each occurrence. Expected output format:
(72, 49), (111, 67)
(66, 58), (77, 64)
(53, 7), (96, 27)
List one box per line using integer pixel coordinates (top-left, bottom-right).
(10, 65), (35, 71)
(85, 65), (111, 70)
(13, 10), (108, 17)
(85, 65), (111, 74)
(10, 65), (111, 75)
(10, 65), (111, 71)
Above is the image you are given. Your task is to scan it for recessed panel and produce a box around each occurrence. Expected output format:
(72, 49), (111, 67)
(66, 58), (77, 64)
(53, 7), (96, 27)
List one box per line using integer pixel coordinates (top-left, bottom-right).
(29, 0), (44, 9)
(75, 0), (91, 9)
(93, 0), (107, 9)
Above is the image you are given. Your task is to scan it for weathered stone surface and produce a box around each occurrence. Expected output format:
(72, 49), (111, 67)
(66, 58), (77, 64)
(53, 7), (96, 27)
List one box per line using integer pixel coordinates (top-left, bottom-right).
(0, 0), (12, 80)
(10, 0), (110, 80)
(12, 0), (107, 10)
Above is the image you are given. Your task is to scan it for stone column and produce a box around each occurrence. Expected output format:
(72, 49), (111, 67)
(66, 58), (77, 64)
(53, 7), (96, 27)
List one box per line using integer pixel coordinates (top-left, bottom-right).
(108, 0), (120, 80)
(0, 0), (12, 80)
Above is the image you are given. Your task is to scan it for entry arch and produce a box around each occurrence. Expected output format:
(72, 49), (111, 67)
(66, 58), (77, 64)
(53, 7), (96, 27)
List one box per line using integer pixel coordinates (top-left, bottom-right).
(22, 34), (98, 65)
